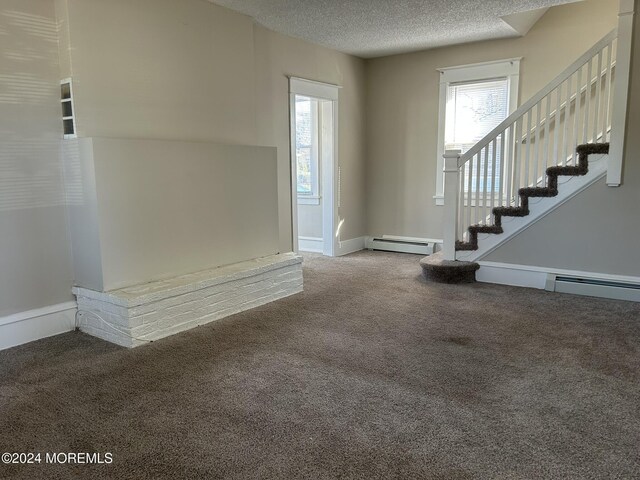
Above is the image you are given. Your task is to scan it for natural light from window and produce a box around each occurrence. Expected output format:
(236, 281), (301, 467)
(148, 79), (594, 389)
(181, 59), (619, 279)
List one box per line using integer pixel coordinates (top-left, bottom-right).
(445, 78), (508, 192)
(295, 95), (319, 196)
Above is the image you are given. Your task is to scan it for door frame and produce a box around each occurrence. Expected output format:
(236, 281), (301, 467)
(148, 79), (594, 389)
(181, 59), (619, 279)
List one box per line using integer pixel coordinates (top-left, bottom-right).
(289, 77), (339, 256)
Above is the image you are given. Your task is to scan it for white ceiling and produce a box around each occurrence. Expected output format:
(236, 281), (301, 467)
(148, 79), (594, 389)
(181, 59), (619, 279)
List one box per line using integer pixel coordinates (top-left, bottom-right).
(210, 0), (582, 58)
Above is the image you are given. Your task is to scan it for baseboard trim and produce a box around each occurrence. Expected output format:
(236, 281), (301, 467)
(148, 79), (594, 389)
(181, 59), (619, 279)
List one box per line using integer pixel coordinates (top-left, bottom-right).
(298, 236), (323, 253)
(477, 261), (640, 301)
(336, 236), (365, 256)
(0, 302), (77, 351)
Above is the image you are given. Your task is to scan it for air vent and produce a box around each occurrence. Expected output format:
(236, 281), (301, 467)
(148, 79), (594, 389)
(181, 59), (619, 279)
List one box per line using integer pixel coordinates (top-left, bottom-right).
(61, 78), (76, 138)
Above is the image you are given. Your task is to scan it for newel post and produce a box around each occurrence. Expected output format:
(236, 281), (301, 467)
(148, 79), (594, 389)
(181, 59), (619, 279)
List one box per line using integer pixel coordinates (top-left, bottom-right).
(608, 0), (635, 186)
(442, 150), (461, 261)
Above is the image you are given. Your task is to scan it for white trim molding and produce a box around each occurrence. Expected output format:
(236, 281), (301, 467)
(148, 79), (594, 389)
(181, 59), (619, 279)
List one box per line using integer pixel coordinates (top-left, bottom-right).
(288, 77), (340, 100)
(290, 77), (339, 257)
(297, 195), (321, 205)
(0, 302), (77, 351)
(336, 236), (366, 256)
(607, 0), (635, 186)
(435, 58), (521, 206)
(298, 236), (324, 253)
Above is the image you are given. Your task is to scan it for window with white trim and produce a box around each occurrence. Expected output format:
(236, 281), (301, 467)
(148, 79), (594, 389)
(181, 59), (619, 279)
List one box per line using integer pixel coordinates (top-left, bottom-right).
(435, 59), (520, 204)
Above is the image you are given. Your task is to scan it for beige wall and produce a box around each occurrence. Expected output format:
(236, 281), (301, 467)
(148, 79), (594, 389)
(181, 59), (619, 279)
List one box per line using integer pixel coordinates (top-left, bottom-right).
(0, 0), (74, 316)
(61, 0), (257, 145)
(484, 0), (640, 277)
(0, 0), (365, 317)
(58, 0), (367, 254)
(253, 24), (367, 246)
(66, 138), (279, 291)
(3, 0), (634, 322)
(365, 0), (618, 241)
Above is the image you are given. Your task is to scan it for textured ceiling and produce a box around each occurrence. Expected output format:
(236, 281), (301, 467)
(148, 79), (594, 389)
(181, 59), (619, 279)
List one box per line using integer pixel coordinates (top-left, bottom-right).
(210, 0), (582, 58)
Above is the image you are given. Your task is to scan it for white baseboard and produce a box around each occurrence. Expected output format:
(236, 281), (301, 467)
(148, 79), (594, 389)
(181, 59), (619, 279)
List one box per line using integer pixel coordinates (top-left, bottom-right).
(336, 236), (366, 256)
(477, 262), (547, 289)
(298, 236), (323, 253)
(477, 261), (640, 301)
(0, 302), (77, 351)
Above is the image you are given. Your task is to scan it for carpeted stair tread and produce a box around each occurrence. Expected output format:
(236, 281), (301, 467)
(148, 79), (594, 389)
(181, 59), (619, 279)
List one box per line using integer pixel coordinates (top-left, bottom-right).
(576, 143), (610, 155)
(492, 206), (529, 217)
(519, 187), (557, 197)
(469, 224), (503, 234)
(455, 143), (608, 252)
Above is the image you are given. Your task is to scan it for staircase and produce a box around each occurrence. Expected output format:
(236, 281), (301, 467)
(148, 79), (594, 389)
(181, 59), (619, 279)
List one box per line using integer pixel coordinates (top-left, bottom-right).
(423, 19), (634, 283)
(455, 142), (610, 252)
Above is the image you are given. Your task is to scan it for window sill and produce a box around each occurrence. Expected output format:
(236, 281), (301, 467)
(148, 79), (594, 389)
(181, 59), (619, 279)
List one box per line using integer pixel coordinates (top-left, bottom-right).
(298, 195), (321, 205)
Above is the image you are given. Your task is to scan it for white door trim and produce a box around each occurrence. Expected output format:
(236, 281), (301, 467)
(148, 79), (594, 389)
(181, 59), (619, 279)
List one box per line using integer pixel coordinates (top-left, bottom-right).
(289, 77), (339, 256)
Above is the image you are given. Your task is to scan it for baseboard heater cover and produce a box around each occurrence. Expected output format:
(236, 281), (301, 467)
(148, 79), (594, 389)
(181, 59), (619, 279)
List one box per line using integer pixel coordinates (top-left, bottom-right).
(366, 235), (441, 255)
(546, 274), (640, 302)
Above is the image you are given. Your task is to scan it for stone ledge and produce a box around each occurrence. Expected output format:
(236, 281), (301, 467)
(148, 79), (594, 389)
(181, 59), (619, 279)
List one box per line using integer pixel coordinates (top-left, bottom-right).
(74, 253), (303, 347)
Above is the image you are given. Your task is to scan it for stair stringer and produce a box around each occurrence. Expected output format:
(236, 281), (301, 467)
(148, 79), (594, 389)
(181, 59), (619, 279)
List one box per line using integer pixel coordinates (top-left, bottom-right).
(455, 154), (608, 262)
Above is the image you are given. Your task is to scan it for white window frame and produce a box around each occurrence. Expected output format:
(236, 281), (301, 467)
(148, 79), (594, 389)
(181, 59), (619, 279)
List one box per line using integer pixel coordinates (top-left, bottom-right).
(289, 77), (340, 256)
(434, 58), (521, 206)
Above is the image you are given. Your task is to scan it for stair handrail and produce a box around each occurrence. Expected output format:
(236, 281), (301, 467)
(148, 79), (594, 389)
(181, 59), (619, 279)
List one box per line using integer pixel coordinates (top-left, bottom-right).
(458, 28), (618, 168)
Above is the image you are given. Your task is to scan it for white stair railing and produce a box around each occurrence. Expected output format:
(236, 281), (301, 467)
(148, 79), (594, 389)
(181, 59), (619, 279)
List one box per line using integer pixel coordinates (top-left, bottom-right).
(442, 29), (620, 260)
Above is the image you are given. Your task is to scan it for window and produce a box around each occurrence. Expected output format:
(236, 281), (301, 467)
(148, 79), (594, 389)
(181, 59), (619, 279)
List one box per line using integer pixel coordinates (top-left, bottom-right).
(435, 59), (520, 204)
(61, 78), (76, 138)
(295, 95), (320, 200)
(446, 79), (509, 193)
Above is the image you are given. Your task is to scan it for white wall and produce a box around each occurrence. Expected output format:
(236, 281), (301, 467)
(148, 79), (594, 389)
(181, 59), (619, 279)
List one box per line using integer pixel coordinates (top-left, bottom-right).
(0, 0), (74, 317)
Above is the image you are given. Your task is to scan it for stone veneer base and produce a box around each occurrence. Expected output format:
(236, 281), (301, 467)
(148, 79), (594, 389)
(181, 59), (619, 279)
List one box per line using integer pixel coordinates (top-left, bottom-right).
(73, 253), (303, 348)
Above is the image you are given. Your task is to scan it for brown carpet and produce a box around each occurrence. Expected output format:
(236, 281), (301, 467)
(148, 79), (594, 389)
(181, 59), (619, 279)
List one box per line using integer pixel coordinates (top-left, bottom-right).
(1, 251), (639, 479)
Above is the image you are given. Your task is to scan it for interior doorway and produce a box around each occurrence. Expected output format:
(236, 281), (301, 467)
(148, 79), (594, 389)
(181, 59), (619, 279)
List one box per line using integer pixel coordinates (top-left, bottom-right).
(289, 78), (338, 256)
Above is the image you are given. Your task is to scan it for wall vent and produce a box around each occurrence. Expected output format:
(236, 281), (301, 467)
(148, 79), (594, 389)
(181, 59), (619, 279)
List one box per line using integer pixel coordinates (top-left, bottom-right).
(366, 235), (440, 255)
(546, 274), (640, 302)
(61, 78), (76, 138)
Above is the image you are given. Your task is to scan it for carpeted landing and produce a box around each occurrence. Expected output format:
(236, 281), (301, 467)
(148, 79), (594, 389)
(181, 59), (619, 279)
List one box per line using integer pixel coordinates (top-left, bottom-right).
(1, 251), (639, 479)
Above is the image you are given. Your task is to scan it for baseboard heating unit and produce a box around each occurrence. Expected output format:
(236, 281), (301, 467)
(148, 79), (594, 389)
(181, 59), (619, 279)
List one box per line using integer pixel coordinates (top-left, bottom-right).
(545, 274), (640, 302)
(365, 235), (441, 255)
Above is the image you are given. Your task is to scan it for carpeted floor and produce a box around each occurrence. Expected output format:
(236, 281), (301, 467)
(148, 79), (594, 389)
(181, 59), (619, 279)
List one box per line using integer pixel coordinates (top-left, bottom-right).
(1, 251), (639, 479)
